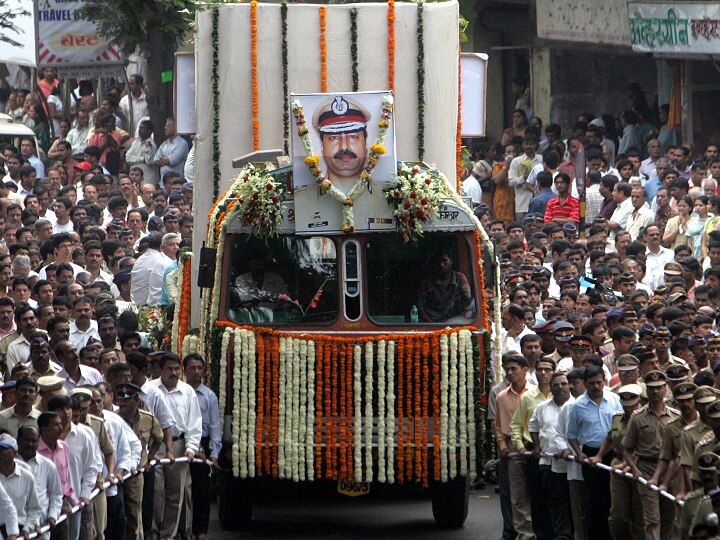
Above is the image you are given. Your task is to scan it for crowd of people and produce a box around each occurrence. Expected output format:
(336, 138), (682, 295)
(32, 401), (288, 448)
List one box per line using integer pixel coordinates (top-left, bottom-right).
(465, 94), (720, 539)
(0, 69), (220, 540)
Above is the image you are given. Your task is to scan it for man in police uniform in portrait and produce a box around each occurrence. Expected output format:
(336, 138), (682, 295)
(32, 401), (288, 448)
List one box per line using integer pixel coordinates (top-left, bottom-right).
(312, 95), (371, 192)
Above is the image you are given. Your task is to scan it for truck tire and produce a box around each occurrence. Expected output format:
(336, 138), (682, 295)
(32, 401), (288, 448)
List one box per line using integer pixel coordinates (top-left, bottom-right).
(217, 470), (252, 530)
(431, 475), (470, 529)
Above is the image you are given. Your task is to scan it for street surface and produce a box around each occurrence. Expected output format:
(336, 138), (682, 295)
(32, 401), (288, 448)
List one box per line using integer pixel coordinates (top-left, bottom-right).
(208, 485), (503, 538)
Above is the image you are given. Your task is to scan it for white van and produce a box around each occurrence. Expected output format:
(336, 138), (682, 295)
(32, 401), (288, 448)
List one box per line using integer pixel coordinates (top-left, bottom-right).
(0, 113), (41, 154)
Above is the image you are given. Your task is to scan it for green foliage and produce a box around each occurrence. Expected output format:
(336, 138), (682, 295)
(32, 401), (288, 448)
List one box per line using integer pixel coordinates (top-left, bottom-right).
(78, 0), (199, 51)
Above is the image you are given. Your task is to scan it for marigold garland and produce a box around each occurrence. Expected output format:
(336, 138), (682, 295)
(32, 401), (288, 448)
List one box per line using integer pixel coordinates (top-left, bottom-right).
(315, 340), (324, 478)
(421, 335), (430, 487)
(474, 230), (490, 331)
(396, 336), (404, 483)
(250, 0), (260, 151)
(271, 335), (280, 477)
(350, 9), (359, 92)
(414, 337), (422, 483)
(319, 7), (328, 92)
(406, 338), (414, 481)
(387, 0), (395, 92)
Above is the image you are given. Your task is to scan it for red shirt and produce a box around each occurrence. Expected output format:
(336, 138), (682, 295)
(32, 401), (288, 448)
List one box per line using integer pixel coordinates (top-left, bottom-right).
(544, 195), (580, 224)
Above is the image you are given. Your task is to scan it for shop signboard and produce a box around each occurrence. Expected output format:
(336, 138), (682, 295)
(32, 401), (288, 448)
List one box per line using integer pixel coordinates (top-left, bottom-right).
(629, 2), (720, 54)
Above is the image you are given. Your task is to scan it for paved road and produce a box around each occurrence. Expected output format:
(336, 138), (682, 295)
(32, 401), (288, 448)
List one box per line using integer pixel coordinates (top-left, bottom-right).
(208, 484), (503, 538)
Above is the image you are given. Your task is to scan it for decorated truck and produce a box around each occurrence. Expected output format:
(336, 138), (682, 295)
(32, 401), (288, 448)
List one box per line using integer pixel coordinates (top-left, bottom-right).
(173, 0), (499, 530)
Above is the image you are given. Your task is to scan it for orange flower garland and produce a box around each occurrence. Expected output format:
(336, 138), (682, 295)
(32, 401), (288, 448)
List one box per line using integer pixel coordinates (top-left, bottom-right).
(250, 0), (260, 151)
(474, 230), (490, 330)
(314, 340), (323, 478)
(319, 7), (328, 92)
(387, 0), (395, 92)
(210, 323), (479, 483)
(256, 333), (265, 473)
(432, 333), (441, 481)
(176, 254), (192, 354)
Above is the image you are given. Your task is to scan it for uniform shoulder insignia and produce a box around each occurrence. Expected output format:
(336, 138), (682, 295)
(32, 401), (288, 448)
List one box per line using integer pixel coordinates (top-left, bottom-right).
(685, 489), (703, 500)
(684, 420), (700, 431)
(667, 406), (680, 416)
(698, 432), (716, 446)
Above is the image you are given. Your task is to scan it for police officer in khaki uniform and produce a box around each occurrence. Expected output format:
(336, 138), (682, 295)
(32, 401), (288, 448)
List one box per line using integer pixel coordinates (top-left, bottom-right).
(691, 400), (720, 488)
(665, 364), (691, 407)
(622, 370), (680, 540)
(676, 452), (719, 540)
(651, 383), (698, 496)
(611, 354), (642, 392)
(116, 382), (163, 540)
(593, 383), (644, 539)
(680, 387), (717, 497)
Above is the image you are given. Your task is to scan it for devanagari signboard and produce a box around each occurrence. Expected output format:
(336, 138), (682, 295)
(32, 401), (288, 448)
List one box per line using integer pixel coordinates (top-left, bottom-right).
(629, 2), (720, 54)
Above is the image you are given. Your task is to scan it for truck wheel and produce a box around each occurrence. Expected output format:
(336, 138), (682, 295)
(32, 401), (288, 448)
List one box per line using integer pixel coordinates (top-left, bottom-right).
(431, 475), (470, 529)
(217, 471), (252, 530)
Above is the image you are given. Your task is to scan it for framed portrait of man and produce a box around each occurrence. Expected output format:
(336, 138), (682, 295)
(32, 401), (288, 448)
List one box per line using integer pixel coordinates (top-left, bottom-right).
(291, 91), (397, 234)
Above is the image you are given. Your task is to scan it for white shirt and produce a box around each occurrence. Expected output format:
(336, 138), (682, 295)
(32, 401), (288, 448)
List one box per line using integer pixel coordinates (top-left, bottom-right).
(147, 251), (173, 307)
(529, 396), (575, 472)
(65, 422), (101, 499)
(501, 326), (536, 355)
(38, 261), (84, 281)
(609, 197), (633, 239)
(555, 399), (583, 481)
(118, 92), (149, 134)
(149, 378), (202, 455)
(509, 153), (543, 213)
(99, 410), (141, 497)
(460, 176), (482, 205)
(57, 364), (104, 392)
(626, 205), (656, 241)
(52, 220), (74, 235)
(125, 137), (158, 185)
(643, 246), (675, 290)
(22, 453), (63, 524)
(0, 481), (19, 537)
(153, 135), (189, 178)
(0, 460), (42, 533)
(131, 248), (171, 307)
(140, 379), (177, 431)
(69, 319), (101, 350)
(6, 334), (31, 371)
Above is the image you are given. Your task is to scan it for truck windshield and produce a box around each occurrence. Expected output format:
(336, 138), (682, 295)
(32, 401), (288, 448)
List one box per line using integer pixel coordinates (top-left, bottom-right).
(366, 233), (476, 325)
(227, 235), (338, 325)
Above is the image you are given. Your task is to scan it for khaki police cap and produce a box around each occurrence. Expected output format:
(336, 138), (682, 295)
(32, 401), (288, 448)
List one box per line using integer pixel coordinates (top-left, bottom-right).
(697, 452), (720, 472)
(673, 382), (698, 400)
(643, 370), (667, 387)
(695, 386), (719, 404)
(708, 400), (720, 418)
(617, 354), (640, 371)
(37, 376), (66, 395)
(666, 363), (690, 382)
(618, 383), (642, 406)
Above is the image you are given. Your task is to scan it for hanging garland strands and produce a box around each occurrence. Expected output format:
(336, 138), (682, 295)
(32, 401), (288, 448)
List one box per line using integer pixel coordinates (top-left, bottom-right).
(350, 9), (359, 92)
(416, 1), (426, 161)
(250, 0), (260, 151)
(319, 6), (328, 92)
(456, 48), (463, 188)
(211, 6), (221, 200)
(281, 0), (289, 155)
(387, 0), (395, 92)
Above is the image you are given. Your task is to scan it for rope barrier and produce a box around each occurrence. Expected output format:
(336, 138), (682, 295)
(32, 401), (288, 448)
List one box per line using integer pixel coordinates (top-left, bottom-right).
(25, 457), (214, 539)
(506, 451), (684, 507)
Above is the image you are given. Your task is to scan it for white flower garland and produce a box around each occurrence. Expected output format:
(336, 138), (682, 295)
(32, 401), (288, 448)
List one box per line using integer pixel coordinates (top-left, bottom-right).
(291, 94), (394, 233)
(237, 331), (248, 478)
(182, 334), (198, 359)
(171, 256), (183, 352)
(289, 337), (298, 480)
(364, 341), (374, 482)
(448, 332), (459, 480)
(376, 340), (387, 483)
(306, 340), (316, 481)
(247, 331), (257, 478)
(465, 331), (477, 480)
(439, 334), (449, 482)
(296, 338), (307, 482)
(457, 330), (468, 476)
(386, 340), (395, 483)
(231, 330), (241, 478)
(353, 344), (362, 482)
(277, 337), (287, 477)
(219, 328), (231, 441)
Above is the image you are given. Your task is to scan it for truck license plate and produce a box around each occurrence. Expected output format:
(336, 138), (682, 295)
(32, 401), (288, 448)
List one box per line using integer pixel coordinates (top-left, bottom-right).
(337, 479), (370, 497)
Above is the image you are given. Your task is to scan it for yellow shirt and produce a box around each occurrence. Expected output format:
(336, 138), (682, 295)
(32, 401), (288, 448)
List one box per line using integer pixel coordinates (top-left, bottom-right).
(510, 386), (552, 451)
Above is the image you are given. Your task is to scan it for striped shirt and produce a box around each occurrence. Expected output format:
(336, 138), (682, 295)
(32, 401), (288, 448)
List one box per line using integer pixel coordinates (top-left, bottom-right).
(544, 195), (580, 224)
